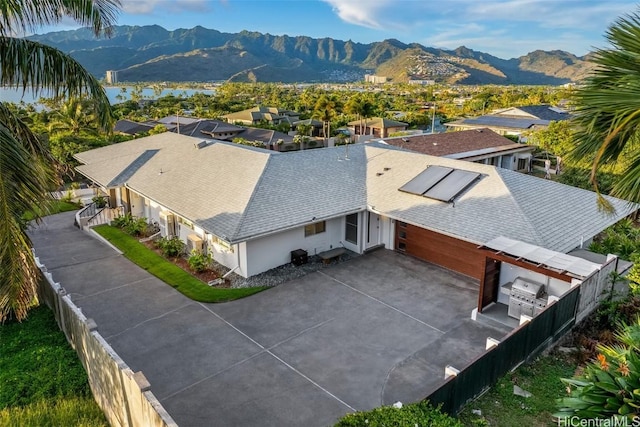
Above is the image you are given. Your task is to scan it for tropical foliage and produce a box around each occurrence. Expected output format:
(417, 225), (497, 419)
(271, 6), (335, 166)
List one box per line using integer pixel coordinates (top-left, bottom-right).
(570, 10), (640, 205)
(187, 250), (212, 273)
(0, 0), (121, 322)
(556, 318), (640, 420)
(335, 401), (462, 427)
(589, 219), (640, 292)
(155, 236), (184, 258)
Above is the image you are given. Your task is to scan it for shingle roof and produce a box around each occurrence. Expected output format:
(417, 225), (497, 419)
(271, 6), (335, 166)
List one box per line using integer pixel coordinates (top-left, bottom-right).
(347, 117), (408, 128)
(514, 105), (569, 121)
(293, 118), (323, 127)
(171, 119), (243, 138)
(75, 134), (637, 251)
(446, 116), (549, 130)
(380, 128), (531, 157)
(113, 119), (155, 135)
(223, 106), (300, 123)
(235, 128), (293, 145)
(157, 116), (200, 126)
(365, 146), (635, 252)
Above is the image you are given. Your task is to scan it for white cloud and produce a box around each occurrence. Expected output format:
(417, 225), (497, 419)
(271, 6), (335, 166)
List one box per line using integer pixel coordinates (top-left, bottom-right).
(321, 0), (394, 29)
(122, 0), (212, 15)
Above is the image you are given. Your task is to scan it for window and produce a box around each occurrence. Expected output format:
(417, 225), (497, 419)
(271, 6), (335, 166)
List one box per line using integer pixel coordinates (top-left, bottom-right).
(304, 221), (326, 237)
(177, 216), (193, 229)
(517, 158), (527, 170)
(345, 213), (358, 244)
(211, 235), (234, 253)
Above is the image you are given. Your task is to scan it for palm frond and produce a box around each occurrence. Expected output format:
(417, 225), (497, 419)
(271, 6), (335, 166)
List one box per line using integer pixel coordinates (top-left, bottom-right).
(0, 102), (49, 157)
(570, 10), (640, 201)
(0, 123), (55, 322)
(0, 37), (113, 130)
(0, 0), (121, 37)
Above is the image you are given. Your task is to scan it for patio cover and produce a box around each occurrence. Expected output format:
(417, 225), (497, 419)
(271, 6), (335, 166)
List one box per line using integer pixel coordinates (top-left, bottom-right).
(483, 236), (601, 279)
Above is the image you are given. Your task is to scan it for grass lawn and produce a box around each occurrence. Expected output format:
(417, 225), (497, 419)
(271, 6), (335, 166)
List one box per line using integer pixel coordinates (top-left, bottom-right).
(0, 306), (107, 427)
(93, 225), (267, 302)
(23, 199), (82, 222)
(457, 351), (577, 426)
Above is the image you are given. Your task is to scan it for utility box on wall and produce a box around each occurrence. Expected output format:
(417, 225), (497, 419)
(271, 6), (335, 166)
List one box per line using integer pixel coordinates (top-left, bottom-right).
(187, 234), (204, 253)
(291, 249), (308, 266)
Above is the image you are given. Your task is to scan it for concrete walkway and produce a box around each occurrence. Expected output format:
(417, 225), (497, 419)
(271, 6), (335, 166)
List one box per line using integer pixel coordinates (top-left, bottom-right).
(29, 212), (510, 427)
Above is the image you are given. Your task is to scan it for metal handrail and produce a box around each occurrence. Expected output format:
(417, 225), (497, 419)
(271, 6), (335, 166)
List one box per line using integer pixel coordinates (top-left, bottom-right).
(77, 202), (98, 219)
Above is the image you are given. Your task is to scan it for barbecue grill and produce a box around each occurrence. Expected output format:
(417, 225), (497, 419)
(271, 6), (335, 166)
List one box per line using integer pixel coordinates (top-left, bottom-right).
(508, 277), (546, 319)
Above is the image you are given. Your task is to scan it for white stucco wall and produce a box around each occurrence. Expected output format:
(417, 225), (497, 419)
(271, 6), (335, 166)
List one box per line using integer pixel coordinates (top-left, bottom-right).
(147, 201), (162, 224)
(379, 215), (395, 249)
(245, 217), (346, 277)
(206, 234), (241, 274)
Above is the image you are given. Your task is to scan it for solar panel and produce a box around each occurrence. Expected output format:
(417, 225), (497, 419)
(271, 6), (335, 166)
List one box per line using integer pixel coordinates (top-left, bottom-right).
(398, 166), (453, 195)
(423, 169), (481, 202)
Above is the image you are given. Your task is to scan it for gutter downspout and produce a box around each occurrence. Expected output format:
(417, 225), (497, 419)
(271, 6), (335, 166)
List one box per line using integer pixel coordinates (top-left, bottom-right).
(223, 265), (240, 279)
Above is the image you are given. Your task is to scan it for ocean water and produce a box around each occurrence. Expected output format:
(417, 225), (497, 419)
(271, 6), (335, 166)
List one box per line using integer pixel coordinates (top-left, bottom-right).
(0, 86), (215, 106)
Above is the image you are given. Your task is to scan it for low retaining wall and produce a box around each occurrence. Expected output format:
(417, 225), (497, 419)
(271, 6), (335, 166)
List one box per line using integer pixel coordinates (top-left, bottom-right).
(34, 255), (177, 427)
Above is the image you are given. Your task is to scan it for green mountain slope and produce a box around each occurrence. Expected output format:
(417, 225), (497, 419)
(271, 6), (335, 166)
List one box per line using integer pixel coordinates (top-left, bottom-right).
(28, 25), (595, 84)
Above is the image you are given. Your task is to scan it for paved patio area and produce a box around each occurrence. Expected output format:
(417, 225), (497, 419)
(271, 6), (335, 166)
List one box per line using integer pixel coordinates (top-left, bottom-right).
(29, 212), (511, 427)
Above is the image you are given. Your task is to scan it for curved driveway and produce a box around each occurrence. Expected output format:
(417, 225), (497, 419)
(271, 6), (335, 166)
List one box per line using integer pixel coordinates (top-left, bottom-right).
(29, 212), (509, 427)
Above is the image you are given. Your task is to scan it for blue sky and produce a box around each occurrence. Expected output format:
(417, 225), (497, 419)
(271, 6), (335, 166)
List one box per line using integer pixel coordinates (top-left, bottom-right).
(52, 0), (639, 59)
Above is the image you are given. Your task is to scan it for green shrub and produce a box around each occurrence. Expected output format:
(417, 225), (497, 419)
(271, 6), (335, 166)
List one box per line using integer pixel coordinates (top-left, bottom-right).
(61, 190), (74, 203)
(111, 213), (149, 236)
(556, 318), (640, 420)
(91, 195), (107, 208)
(589, 218), (640, 295)
(188, 250), (212, 272)
(111, 213), (131, 229)
(124, 216), (148, 236)
(334, 401), (462, 427)
(156, 236), (184, 258)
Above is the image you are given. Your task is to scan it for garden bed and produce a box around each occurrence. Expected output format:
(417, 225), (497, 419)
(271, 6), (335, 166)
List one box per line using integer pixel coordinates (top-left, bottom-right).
(93, 225), (266, 302)
(139, 239), (227, 287)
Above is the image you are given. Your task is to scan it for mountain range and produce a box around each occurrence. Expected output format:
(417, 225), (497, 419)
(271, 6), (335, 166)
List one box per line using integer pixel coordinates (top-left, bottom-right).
(28, 25), (595, 85)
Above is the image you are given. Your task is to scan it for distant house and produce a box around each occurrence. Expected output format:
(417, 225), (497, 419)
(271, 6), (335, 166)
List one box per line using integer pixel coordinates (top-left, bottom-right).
(292, 118), (323, 137)
(444, 105), (569, 137)
(380, 128), (535, 172)
(347, 117), (409, 138)
(164, 118), (295, 148)
(222, 106), (301, 127)
(170, 119), (245, 140)
(113, 119), (155, 136)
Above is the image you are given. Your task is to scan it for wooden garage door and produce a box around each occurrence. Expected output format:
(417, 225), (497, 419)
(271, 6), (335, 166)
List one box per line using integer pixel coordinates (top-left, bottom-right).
(395, 221), (484, 280)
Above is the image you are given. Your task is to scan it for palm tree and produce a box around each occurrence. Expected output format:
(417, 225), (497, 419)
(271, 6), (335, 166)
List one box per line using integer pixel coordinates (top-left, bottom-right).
(0, 0), (121, 322)
(571, 10), (640, 207)
(345, 94), (375, 141)
(313, 95), (340, 145)
(48, 97), (100, 136)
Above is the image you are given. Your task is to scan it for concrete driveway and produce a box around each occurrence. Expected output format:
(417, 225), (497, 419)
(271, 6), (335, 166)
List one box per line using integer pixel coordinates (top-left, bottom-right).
(30, 212), (510, 427)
